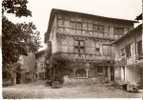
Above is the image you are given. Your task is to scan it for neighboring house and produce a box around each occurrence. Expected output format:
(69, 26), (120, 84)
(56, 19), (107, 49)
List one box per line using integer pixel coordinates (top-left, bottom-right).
(15, 52), (36, 84)
(35, 50), (46, 80)
(113, 14), (142, 88)
(136, 13), (142, 20)
(45, 8), (136, 81)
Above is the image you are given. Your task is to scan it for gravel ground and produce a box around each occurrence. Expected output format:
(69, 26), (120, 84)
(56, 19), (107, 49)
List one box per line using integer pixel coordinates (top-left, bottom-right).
(3, 77), (143, 99)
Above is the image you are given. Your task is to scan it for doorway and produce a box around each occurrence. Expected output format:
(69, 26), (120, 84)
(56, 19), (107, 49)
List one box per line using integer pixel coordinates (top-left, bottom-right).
(16, 72), (21, 84)
(110, 67), (114, 81)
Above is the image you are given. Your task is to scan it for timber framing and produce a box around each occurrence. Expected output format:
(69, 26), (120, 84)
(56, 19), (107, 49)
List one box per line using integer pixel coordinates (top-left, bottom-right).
(45, 8), (137, 42)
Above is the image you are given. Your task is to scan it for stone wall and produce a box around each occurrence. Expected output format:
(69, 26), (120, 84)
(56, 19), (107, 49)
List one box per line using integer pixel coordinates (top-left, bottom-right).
(18, 52), (36, 83)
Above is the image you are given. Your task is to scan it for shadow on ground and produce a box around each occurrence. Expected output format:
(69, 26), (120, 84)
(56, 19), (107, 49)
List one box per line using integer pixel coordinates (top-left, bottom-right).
(3, 77), (142, 98)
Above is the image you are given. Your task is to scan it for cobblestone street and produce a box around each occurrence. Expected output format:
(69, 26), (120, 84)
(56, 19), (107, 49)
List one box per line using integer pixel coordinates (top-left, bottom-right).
(3, 77), (143, 98)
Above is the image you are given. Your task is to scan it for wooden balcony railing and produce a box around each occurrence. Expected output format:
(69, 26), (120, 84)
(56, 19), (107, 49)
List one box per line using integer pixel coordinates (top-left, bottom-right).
(57, 27), (121, 40)
(55, 52), (113, 62)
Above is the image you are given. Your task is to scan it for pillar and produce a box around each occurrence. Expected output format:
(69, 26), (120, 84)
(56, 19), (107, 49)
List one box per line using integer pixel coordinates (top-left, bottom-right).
(12, 72), (16, 85)
(20, 72), (24, 83)
(85, 63), (90, 78)
(107, 66), (111, 81)
(73, 68), (76, 77)
(86, 68), (89, 78)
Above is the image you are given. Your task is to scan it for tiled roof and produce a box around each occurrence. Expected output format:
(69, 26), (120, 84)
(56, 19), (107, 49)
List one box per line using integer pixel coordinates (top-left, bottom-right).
(112, 24), (142, 44)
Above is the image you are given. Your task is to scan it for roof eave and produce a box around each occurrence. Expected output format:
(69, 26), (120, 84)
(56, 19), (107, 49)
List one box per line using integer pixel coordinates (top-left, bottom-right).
(45, 8), (138, 43)
(136, 13), (142, 20)
(112, 24), (142, 45)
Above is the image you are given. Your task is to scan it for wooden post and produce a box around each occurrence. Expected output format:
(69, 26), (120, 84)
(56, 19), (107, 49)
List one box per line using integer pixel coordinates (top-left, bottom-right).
(108, 66), (111, 81)
(12, 72), (16, 85)
(86, 68), (89, 78)
(73, 69), (76, 77)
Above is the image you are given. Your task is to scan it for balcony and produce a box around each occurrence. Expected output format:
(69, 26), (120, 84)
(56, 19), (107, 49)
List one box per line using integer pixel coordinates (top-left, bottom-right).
(57, 27), (121, 41)
(55, 52), (113, 62)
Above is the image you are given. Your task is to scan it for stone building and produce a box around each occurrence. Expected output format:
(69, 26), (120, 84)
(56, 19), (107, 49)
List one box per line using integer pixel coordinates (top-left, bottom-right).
(45, 9), (136, 81)
(15, 52), (37, 84)
(35, 50), (46, 80)
(113, 14), (143, 88)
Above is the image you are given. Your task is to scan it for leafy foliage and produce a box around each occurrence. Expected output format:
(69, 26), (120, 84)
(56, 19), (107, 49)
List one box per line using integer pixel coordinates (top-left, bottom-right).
(16, 22), (41, 52)
(2, 17), (27, 65)
(2, 17), (41, 80)
(46, 53), (72, 86)
(2, 0), (41, 81)
(2, 0), (31, 17)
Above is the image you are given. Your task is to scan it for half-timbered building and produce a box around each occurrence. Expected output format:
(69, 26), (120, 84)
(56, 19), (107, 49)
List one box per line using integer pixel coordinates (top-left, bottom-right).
(45, 9), (136, 81)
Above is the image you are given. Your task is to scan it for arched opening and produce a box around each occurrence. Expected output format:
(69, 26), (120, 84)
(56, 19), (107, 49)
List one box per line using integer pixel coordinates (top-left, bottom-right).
(75, 69), (86, 77)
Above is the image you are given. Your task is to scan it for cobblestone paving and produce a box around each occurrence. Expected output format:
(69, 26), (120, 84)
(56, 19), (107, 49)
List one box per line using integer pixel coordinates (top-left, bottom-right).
(3, 78), (143, 98)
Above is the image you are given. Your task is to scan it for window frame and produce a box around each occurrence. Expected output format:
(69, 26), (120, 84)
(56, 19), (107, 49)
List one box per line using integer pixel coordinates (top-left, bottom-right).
(137, 40), (143, 59)
(93, 24), (104, 33)
(114, 27), (124, 35)
(125, 44), (131, 58)
(74, 40), (85, 55)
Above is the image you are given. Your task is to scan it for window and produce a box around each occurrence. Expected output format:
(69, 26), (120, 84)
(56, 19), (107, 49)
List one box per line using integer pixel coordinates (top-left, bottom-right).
(114, 27), (124, 35)
(93, 24), (104, 33)
(137, 40), (143, 59)
(82, 23), (88, 30)
(74, 40), (85, 55)
(96, 48), (100, 52)
(58, 19), (64, 26)
(125, 44), (131, 58)
(76, 69), (86, 77)
(57, 15), (64, 27)
(57, 16), (65, 33)
(88, 23), (93, 31)
(70, 22), (82, 34)
(120, 48), (125, 56)
(97, 66), (103, 73)
(70, 21), (82, 29)
(102, 45), (111, 56)
(137, 40), (142, 55)
(71, 21), (76, 28)
(95, 43), (100, 55)
(57, 15), (62, 19)
(76, 22), (82, 29)
(58, 27), (64, 33)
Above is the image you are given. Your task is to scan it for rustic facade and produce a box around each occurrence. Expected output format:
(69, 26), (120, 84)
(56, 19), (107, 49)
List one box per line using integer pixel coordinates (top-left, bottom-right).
(35, 50), (46, 80)
(15, 52), (36, 84)
(45, 9), (136, 81)
(113, 14), (143, 88)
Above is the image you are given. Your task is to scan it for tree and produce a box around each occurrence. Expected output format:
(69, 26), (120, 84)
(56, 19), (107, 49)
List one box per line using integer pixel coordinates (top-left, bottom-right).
(2, 0), (41, 81)
(2, 0), (31, 17)
(46, 53), (72, 88)
(16, 22), (41, 52)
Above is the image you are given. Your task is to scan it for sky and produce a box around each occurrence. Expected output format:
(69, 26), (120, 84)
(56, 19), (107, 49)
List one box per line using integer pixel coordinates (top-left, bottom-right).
(6, 0), (142, 51)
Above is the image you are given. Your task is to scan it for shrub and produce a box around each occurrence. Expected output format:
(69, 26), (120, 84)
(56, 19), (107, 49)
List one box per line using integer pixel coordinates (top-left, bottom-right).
(46, 53), (71, 87)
